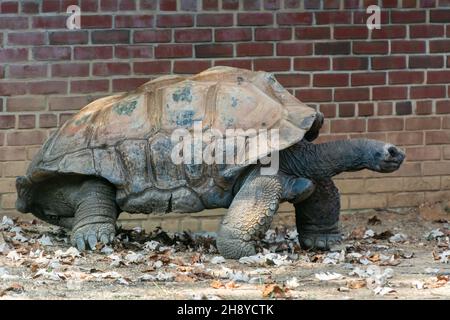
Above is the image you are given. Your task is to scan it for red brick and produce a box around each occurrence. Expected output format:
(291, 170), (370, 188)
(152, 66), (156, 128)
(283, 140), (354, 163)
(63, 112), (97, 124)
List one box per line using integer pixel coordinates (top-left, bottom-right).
(295, 27), (330, 40)
(156, 44), (193, 58)
(243, 0), (260, 9)
(203, 0), (218, 10)
(294, 57), (330, 71)
(119, 0), (137, 10)
(0, 116), (15, 129)
(430, 40), (450, 52)
(277, 43), (313, 56)
(237, 43), (273, 57)
(93, 63), (131, 76)
(80, 0), (99, 11)
(195, 44), (232, 58)
(49, 31), (88, 45)
(335, 88), (370, 101)
(275, 74), (310, 87)
(112, 78), (149, 92)
(427, 71), (450, 84)
(351, 72), (386, 86)
(444, 117), (450, 129)
(430, 9), (450, 22)
(339, 103), (356, 117)
(373, 86), (407, 100)
(214, 60), (252, 69)
(358, 103), (375, 116)
(406, 146), (441, 161)
(92, 30), (129, 44)
(410, 25), (445, 38)
(409, 56), (443, 68)
(257, 28), (292, 41)
(18, 115), (35, 129)
(71, 80), (109, 94)
(420, 0), (436, 7)
(372, 56), (406, 70)
(0, 48), (28, 63)
(100, 0), (118, 11)
(48, 96), (91, 111)
(51, 63), (89, 77)
(391, 10), (426, 23)
(264, 0), (281, 9)
(115, 46), (153, 59)
(295, 89), (332, 102)
(74, 46), (113, 60)
(7, 97), (46, 112)
(173, 60), (211, 74)
(134, 30), (171, 43)
(28, 81), (67, 94)
(1, 1), (18, 13)
(157, 14), (194, 28)
(416, 101), (433, 115)
(410, 86), (446, 99)
(7, 131), (47, 146)
(21, 1), (39, 13)
(254, 58), (290, 71)
(277, 12), (312, 25)
(42, 0), (60, 12)
(406, 117), (441, 130)
(353, 41), (389, 54)
(313, 73), (349, 87)
(387, 132), (423, 146)
(319, 104), (336, 118)
(396, 101), (412, 115)
(330, 119), (366, 133)
(216, 28), (252, 42)
(175, 30), (212, 43)
(138, 0), (156, 9)
(9, 65), (47, 79)
(81, 15), (113, 29)
(39, 114), (58, 128)
(372, 26), (406, 39)
(8, 32), (45, 46)
(389, 71), (424, 84)
(222, 0), (239, 9)
(315, 11), (351, 24)
(33, 47), (71, 61)
(391, 40), (426, 53)
(368, 118), (404, 132)
(180, 0), (197, 10)
(334, 27), (368, 39)
(315, 42), (350, 55)
(115, 15), (154, 28)
(0, 83), (27, 96)
(426, 131), (450, 144)
(378, 102), (393, 116)
(197, 14), (233, 26)
(383, 0), (399, 7)
(238, 13), (274, 26)
(134, 61), (171, 74)
(437, 101), (450, 114)
(333, 57), (368, 70)
(32, 16), (66, 29)
(0, 16), (26, 29)
(160, 0), (177, 10)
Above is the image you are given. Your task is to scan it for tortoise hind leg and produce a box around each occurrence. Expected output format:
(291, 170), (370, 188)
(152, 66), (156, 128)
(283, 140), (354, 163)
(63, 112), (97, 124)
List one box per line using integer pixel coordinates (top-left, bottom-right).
(294, 178), (342, 251)
(71, 178), (118, 250)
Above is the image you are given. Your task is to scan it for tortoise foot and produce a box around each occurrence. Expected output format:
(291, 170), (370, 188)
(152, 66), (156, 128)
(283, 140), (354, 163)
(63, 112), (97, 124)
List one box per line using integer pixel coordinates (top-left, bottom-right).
(71, 222), (116, 251)
(298, 232), (342, 251)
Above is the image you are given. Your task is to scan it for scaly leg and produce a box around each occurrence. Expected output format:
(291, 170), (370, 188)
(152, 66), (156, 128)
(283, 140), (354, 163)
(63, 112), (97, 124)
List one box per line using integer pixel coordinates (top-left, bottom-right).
(71, 178), (118, 250)
(294, 178), (342, 250)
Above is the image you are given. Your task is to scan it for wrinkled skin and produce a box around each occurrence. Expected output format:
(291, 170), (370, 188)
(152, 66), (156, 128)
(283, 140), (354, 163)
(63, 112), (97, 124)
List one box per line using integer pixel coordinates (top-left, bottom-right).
(19, 139), (404, 258)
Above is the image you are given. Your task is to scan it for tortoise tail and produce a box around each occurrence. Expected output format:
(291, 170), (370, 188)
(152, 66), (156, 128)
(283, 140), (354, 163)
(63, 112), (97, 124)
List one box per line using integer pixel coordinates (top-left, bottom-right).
(15, 176), (32, 213)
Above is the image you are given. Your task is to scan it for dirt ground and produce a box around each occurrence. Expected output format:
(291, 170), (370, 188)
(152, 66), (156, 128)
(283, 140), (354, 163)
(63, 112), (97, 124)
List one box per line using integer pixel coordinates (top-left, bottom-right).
(1, 203), (449, 300)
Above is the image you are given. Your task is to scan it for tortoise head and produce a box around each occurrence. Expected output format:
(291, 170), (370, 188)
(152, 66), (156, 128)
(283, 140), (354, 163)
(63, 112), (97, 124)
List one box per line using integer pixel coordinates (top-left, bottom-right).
(364, 140), (405, 173)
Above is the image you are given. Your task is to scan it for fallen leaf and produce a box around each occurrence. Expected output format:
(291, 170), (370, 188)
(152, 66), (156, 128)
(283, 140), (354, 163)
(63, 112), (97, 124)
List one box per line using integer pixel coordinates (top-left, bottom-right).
(373, 230), (394, 240)
(347, 279), (366, 289)
(349, 227), (366, 240)
(211, 280), (224, 289)
(373, 286), (396, 296)
(175, 273), (196, 282)
(315, 272), (344, 281)
(368, 215), (381, 226)
(262, 284), (286, 298)
(225, 281), (239, 289)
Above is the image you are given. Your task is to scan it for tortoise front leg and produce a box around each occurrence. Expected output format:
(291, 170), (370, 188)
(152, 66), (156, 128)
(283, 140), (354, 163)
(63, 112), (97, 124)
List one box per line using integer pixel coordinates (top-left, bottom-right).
(216, 173), (314, 259)
(71, 178), (118, 250)
(294, 178), (342, 251)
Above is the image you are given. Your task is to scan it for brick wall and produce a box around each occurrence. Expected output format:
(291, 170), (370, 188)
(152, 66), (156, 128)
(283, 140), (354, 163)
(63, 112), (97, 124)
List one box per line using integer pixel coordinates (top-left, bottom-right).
(0, 0), (449, 232)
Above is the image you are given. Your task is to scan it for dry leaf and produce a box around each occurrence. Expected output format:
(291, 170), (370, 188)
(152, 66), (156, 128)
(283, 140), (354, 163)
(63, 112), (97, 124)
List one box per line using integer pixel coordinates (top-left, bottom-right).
(175, 274), (196, 282)
(211, 280), (224, 289)
(262, 284), (286, 298)
(349, 227), (366, 240)
(368, 215), (381, 226)
(368, 253), (380, 263)
(225, 281), (240, 289)
(347, 279), (366, 289)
